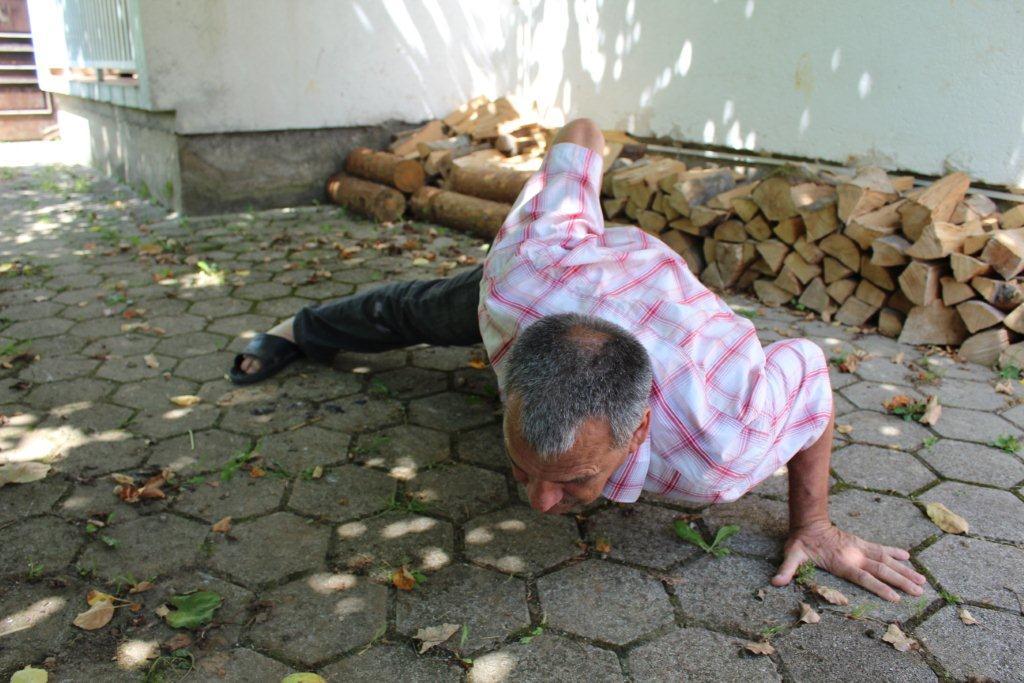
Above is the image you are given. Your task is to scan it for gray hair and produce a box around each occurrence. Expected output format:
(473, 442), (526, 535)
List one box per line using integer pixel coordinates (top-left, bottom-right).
(504, 313), (653, 459)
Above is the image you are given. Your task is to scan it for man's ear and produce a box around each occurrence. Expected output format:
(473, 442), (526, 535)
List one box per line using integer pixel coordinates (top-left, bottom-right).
(628, 408), (652, 452)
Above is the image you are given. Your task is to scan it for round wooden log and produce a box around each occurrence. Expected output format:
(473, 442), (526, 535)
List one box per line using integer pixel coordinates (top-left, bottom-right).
(344, 147), (426, 193)
(448, 163), (531, 204)
(409, 187), (510, 239)
(325, 174), (405, 223)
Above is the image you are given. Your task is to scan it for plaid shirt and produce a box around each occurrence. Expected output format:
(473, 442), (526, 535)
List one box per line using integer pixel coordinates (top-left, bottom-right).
(478, 143), (833, 504)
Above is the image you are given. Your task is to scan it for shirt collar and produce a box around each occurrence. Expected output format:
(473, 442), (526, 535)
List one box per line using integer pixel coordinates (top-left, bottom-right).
(601, 437), (651, 503)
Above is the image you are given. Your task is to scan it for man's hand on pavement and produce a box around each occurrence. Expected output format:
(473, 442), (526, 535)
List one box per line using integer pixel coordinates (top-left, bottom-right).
(770, 522), (927, 602)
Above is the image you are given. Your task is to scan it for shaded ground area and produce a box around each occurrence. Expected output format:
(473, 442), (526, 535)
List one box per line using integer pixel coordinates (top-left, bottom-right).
(0, 160), (1022, 682)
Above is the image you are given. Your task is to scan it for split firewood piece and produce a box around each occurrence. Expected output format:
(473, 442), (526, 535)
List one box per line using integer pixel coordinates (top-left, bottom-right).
(898, 172), (971, 242)
(344, 148), (426, 193)
(602, 197), (628, 219)
(905, 220), (984, 260)
(670, 217), (701, 236)
(1003, 303), (1024, 334)
(870, 234), (912, 267)
(447, 162), (531, 204)
(713, 220), (747, 243)
(774, 266), (804, 296)
(793, 184), (839, 241)
(898, 261), (943, 306)
(956, 300), (1005, 333)
(835, 297), (880, 327)
(826, 278), (857, 304)
(981, 228), (1024, 279)
(408, 186), (510, 239)
(1001, 204), (1024, 230)
(898, 302), (969, 345)
(325, 174), (406, 223)
(887, 289), (915, 314)
(443, 94), (489, 130)
(755, 240), (789, 274)
(436, 145), (498, 178)
(744, 215), (773, 241)
(958, 328), (1010, 366)
(753, 279), (791, 306)
(495, 127), (547, 156)
(637, 210), (668, 235)
(731, 196), (761, 222)
(772, 216), (805, 245)
(783, 252), (822, 285)
(940, 277), (976, 307)
(877, 308), (905, 338)
(691, 206), (730, 229)
(391, 120), (446, 157)
(950, 252), (991, 283)
(1000, 341), (1024, 368)
(962, 231), (992, 257)
(855, 280), (887, 309)
(822, 257), (854, 285)
(845, 200), (906, 250)
(701, 262), (726, 289)
(417, 134), (472, 157)
(971, 276), (1024, 311)
(793, 237), (825, 265)
(702, 237), (718, 266)
(798, 277), (831, 314)
(952, 194), (998, 223)
(467, 96), (528, 139)
(836, 167), (900, 222)
(610, 157), (689, 200)
(860, 256), (896, 291)
(661, 230), (704, 274)
(708, 181), (758, 211)
(716, 242), (757, 287)
(752, 176), (800, 221)
(666, 168), (736, 216)
(819, 233), (861, 272)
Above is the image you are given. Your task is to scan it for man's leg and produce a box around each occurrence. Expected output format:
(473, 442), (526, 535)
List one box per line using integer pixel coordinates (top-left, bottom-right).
(239, 265), (483, 374)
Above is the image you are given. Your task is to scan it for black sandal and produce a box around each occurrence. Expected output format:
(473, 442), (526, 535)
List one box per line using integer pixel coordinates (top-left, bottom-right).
(229, 333), (304, 385)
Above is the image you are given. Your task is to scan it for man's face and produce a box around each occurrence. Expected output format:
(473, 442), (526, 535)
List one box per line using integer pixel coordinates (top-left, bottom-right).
(502, 397), (645, 514)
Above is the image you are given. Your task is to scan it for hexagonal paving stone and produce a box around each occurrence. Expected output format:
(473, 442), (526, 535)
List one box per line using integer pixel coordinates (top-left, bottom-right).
(175, 474), (287, 522)
(406, 463), (508, 522)
(373, 366), (447, 399)
(918, 535), (1024, 611)
(58, 480), (142, 525)
(82, 333), (159, 358)
(323, 644), (461, 682)
(831, 444), (936, 494)
(917, 605), (1024, 681)
(1, 300), (64, 321)
(456, 424), (509, 470)
(145, 571), (255, 647)
(26, 378), (115, 409)
(1000, 403), (1024, 430)
(332, 348), (408, 374)
(804, 564), (939, 623)
(0, 516), (81, 576)
(188, 296), (253, 318)
(841, 381), (923, 412)
(3, 318), (73, 339)
(153, 331), (228, 358)
(249, 574), (387, 667)
(112, 376), (198, 411)
(77, 514), (208, 581)
(932, 378), (1009, 411)
(672, 555), (801, 638)
(396, 563), (529, 653)
(0, 476), (67, 523)
(918, 481), (1024, 543)
(254, 426), (349, 473)
(129, 403), (219, 439)
(275, 367), (362, 401)
(317, 396), (405, 434)
(703, 495), (789, 558)
(207, 313), (277, 337)
(916, 439), (1024, 487)
(410, 346), (478, 372)
(351, 424), (450, 479)
(775, 611), (935, 682)
(854, 356), (913, 384)
(67, 316), (129, 339)
(829, 488), (936, 550)
(43, 401), (135, 433)
(748, 466), (790, 499)
(234, 281), (292, 301)
(18, 356), (99, 383)
(629, 627), (780, 682)
(409, 392), (496, 432)
(0, 580), (80, 675)
(464, 506), (581, 575)
(147, 429), (253, 477)
(209, 512), (330, 586)
(470, 634), (623, 682)
(96, 354), (177, 382)
(537, 559), (673, 646)
(334, 512), (454, 577)
(48, 432), (149, 476)
(828, 365), (858, 391)
(147, 313), (208, 335)
(842, 410), (932, 450)
(587, 503), (701, 570)
(254, 296), (313, 318)
(289, 464), (395, 521)
(174, 351), (236, 382)
(193, 648), (294, 682)
(930, 407), (1017, 443)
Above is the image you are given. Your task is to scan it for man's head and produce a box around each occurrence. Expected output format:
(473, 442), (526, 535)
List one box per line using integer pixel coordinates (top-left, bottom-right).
(502, 313), (653, 514)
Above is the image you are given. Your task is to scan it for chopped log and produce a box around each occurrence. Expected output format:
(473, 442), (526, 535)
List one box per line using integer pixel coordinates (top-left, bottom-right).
(845, 200), (905, 250)
(709, 181), (758, 210)
(956, 300), (1005, 333)
(836, 167), (899, 222)
(468, 97), (527, 139)
(326, 174), (406, 223)
(702, 237), (718, 266)
(898, 172), (970, 241)
(940, 276), (976, 306)
(448, 162), (530, 204)
(819, 233), (861, 271)
(716, 241), (757, 287)
(1000, 341), (1024, 369)
(666, 168), (736, 215)
(962, 232), (991, 256)
(752, 176), (799, 221)
(408, 186), (510, 239)
(855, 280), (887, 308)
(870, 235), (912, 267)
(661, 230), (705, 274)
(610, 157), (688, 199)
(898, 261), (943, 306)
(792, 184), (839, 241)
(732, 196), (761, 222)
(772, 216), (805, 245)
(713, 220), (747, 243)
(783, 252), (822, 284)
(637, 210), (668, 235)
(1004, 303), (1024, 334)
(670, 217), (701, 236)
(980, 228), (1024, 279)
(887, 289), (914, 315)
(958, 328), (1010, 366)
(971, 276), (1024, 310)
(877, 308), (905, 338)
(691, 206), (730, 229)
(826, 278), (857, 304)
(898, 302), (969, 345)
(791, 183), (836, 209)
(835, 297), (880, 327)
(860, 256), (896, 291)
(437, 146), (499, 178)
(744, 215), (773, 241)
(736, 266), (761, 291)
(905, 220), (984, 260)
(891, 176), (916, 192)
(773, 266), (803, 296)
(628, 180), (659, 209)
(1001, 204), (1024, 230)
(602, 197), (628, 219)
(822, 256), (854, 284)
(423, 150), (450, 177)
(416, 133), (471, 157)
(701, 262), (726, 290)
(950, 252), (991, 283)
(754, 279), (792, 306)
(755, 240), (789, 274)
(750, 259), (775, 276)
(391, 120), (447, 157)
(345, 147), (426, 193)
(442, 95), (489, 129)
(793, 237), (825, 265)
(952, 194), (997, 223)
(798, 277), (831, 314)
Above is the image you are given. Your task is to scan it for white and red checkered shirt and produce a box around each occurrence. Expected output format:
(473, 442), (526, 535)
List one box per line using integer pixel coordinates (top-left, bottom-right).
(478, 142), (833, 504)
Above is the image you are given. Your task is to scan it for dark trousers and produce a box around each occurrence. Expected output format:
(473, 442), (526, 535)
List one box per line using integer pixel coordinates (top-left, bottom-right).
(292, 265), (485, 363)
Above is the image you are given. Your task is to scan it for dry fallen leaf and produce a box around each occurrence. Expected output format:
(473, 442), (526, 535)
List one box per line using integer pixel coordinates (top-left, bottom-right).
(743, 640), (776, 656)
(73, 599), (115, 630)
(919, 395), (941, 426)
(958, 608), (978, 625)
(883, 394), (913, 412)
(414, 623), (460, 653)
(838, 355), (860, 373)
(143, 354), (160, 369)
(391, 566), (417, 592)
(0, 461), (51, 487)
(248, 466), (266, 478)
(594, 538), (612, 554)
(923, 502), (969, 534)
(835, 424), (853, 435)
(110, 472), (135, 486)
(129, 581), (155, 594)
(139, 470), (171, 500)
(9, 666), (48, 683)
(311, 465), (324, 479)
(211, 516), (232, 533)
(154, 604), (170, 618)
(995, 379), (1015, 395)
(467, 359), (488, 370)
(799, 602), (821, 624)
(163, 632), (193, 651)
(170, 395), (201, 407)
(87, 589), (117, 606)
(881, 623), (919, 652)
(812, 584), (850, 606)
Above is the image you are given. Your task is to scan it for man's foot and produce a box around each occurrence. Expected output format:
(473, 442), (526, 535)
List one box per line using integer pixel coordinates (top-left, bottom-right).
(229, 332), (303, 385)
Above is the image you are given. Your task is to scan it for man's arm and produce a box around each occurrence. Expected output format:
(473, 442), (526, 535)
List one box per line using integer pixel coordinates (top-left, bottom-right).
(770, 411), (928, 602)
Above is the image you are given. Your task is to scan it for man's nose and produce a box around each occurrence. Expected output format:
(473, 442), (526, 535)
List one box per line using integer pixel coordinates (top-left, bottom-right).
(527, 479), (563, 513)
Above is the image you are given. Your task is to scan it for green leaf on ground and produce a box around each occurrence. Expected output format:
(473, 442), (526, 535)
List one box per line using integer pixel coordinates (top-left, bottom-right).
(163, 590), (222, 629)
(674, 521), (740, 557)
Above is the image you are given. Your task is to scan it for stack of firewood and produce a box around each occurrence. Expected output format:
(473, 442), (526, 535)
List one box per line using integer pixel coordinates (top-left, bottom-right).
(326, 95), (1024, 368)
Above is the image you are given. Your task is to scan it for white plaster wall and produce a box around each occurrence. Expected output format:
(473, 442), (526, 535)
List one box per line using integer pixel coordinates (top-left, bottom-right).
(137, 0), (1024, 187)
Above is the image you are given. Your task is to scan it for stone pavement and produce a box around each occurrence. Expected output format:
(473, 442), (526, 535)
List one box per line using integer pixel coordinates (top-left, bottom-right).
(0, 162), (1022, 682)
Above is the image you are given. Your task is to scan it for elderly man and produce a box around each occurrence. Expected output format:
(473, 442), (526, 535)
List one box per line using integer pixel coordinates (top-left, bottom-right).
(231, 119), (926, 602)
